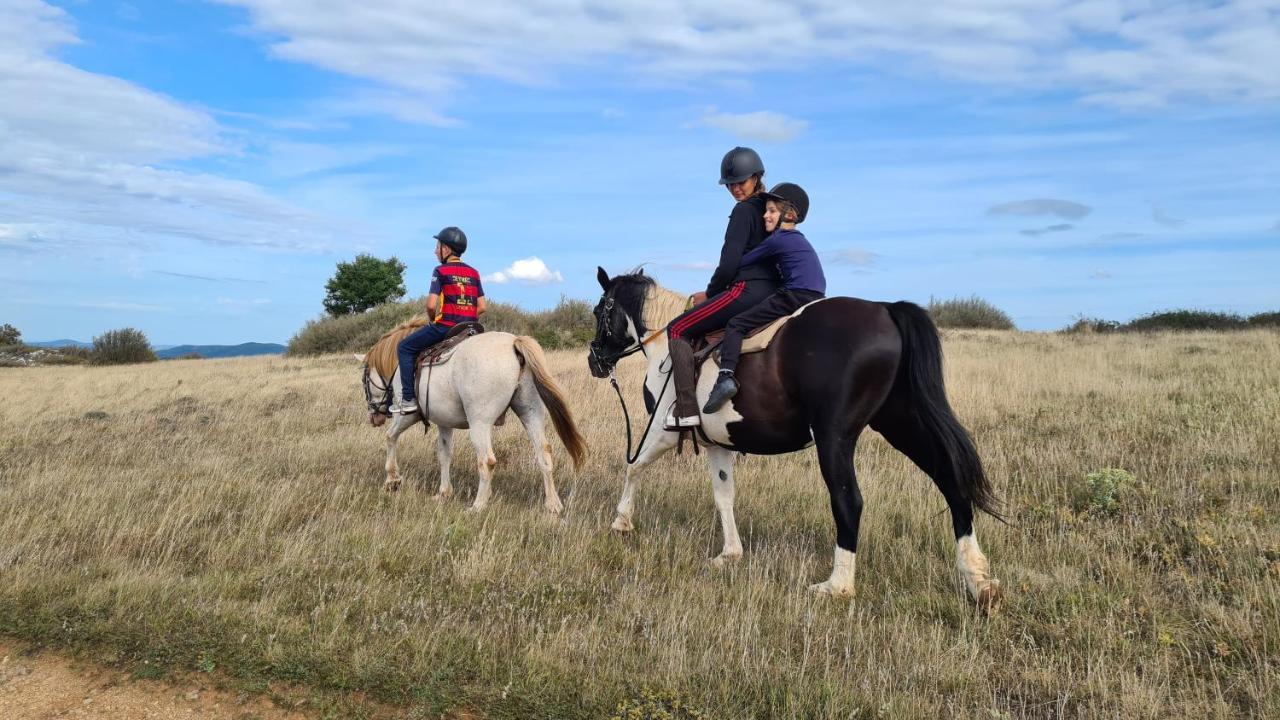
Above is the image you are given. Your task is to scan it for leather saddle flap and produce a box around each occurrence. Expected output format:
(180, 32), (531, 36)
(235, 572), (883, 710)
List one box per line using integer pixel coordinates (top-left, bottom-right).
(416, 322), (484, 369)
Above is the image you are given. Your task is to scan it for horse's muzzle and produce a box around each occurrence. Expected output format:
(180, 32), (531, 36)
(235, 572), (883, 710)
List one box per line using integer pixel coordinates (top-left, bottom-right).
(587, 347), (611, 379)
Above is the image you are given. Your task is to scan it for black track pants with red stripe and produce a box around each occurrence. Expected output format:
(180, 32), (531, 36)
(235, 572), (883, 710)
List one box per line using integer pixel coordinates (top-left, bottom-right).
(666, 280), (778, 341)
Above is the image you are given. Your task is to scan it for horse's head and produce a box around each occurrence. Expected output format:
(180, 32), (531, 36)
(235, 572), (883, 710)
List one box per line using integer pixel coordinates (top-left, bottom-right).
(587, 266), (650, 378)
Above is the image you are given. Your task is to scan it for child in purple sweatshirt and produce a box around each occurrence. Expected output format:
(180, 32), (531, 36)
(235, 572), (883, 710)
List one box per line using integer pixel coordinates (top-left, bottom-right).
(704, 182), (826, 413)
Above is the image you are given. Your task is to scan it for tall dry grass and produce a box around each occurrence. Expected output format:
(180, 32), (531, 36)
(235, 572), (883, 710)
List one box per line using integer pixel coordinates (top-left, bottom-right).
(0, 331), (1277, 718)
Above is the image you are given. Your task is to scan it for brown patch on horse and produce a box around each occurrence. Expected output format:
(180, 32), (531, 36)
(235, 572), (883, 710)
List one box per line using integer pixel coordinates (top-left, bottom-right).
(365, 316), (431, 379)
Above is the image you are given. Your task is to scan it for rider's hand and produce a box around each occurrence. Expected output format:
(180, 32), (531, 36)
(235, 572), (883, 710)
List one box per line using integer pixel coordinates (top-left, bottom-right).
(690, 291), (707, 305)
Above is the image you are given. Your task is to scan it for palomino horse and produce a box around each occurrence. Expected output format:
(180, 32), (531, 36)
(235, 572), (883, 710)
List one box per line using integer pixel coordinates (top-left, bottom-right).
(360, 319), (586, 514)
(587, 268), (1002, 607)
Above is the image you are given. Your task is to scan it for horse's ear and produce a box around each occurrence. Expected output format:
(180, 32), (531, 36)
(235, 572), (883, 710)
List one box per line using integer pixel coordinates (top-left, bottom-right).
(597, 266), (612, 291)
(353, 353), (366, 363)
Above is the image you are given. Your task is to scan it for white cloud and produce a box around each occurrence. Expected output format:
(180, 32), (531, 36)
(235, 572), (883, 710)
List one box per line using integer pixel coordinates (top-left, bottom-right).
(1020, 223), (1074, 237)
(988, 199), (1092, 221)
(1152, 203), (1187, 228)
(827, 248), (876, 267)
(485, 257), (564, 285)
(700, 110), (808, 143)
(0, 1), (335, 252)
(219, 0), (1280, 108)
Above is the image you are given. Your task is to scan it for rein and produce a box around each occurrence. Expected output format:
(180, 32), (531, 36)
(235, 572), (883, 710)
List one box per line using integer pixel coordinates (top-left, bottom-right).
(608, 365), (672, 465)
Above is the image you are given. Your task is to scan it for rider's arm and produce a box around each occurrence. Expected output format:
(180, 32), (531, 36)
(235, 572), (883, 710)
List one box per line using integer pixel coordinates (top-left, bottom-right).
(738, 234), (778, 268)
(426, 294), (440, 319)
(477, 296), (487, 316)
(426, 267), (442, 321)
(706, 199), (763, 296)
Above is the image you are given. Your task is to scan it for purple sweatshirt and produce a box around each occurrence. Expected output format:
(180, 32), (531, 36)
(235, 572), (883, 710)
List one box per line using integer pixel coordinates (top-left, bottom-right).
(738, 229), (826, 295)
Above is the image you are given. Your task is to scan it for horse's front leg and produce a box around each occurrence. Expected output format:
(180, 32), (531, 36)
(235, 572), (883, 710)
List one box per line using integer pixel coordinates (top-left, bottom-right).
(707, 446), (742, 566)
(434, 427), (454, 500)
(383, 412), (419, 491)
(611, 429), (678, 532)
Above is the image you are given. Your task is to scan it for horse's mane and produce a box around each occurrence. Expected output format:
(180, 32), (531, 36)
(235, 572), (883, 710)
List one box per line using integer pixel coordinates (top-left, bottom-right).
(611, 269), (687, 336)
(366, 316), (431, 379)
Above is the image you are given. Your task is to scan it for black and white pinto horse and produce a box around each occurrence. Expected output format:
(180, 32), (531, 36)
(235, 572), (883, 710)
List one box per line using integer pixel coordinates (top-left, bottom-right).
(587, 268), (1003, 606)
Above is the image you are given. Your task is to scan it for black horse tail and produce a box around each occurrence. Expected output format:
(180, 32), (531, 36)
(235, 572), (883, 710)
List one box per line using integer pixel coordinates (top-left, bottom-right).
(882, 302), (1003, 520)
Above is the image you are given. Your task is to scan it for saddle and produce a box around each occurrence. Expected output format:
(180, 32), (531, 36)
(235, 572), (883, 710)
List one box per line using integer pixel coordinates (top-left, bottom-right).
(415, 321), (484, 370)
(693, 299), (827, 363)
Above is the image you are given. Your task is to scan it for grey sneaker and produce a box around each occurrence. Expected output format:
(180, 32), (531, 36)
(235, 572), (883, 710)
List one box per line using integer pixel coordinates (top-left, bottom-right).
(391, 398), (419, 414)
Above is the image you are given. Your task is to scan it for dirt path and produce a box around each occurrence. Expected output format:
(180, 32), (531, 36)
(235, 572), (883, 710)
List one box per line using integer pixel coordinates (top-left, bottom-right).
(0, 641), (310, 720)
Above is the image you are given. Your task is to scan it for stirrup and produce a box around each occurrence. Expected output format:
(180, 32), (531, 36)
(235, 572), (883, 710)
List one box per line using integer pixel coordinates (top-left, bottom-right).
(664, 411), (701, 430)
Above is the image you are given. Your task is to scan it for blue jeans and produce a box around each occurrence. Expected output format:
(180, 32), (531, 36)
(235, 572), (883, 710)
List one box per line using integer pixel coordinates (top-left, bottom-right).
(397, 324), (450, 401)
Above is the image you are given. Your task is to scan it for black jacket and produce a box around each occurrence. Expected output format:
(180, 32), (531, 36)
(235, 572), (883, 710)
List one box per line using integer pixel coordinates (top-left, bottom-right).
(706, 195), (779, 296)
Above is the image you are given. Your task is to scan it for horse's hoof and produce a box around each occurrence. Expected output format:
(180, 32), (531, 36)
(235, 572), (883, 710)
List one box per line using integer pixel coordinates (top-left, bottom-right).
(610, 516), (633, 533)
(976, 580), (1003, 614)
(545, 502), (564, 516)
(465, 505), (486, 514)
(709, 552), (742, 568)
(432, 492), (450, 502)
(808, 581), (853, 598)
(383, 480), (401, 492)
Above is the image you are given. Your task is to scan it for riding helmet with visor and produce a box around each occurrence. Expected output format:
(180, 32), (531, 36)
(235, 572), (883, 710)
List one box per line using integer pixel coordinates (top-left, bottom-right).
(433, 226), (468, 255)
(761, 182), (809, 223)
(718, 146), (765, 185)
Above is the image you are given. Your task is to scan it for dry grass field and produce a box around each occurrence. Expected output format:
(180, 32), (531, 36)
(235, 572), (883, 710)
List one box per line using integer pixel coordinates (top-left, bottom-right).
(1, 330), (1277, 719)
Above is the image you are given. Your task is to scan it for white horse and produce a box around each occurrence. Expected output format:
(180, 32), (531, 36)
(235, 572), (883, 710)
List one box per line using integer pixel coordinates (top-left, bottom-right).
(359, 324), (586, 514)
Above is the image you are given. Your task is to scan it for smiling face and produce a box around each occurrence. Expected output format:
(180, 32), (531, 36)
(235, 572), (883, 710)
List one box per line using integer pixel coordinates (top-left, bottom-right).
(764, 200), (783, 232)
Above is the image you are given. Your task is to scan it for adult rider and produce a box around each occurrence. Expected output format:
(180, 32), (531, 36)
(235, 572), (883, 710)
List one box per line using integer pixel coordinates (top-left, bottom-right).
(664, 147), (781, 429)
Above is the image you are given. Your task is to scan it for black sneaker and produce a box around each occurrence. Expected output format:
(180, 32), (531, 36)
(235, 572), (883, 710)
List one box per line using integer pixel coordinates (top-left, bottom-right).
(703, 372), (739, 414)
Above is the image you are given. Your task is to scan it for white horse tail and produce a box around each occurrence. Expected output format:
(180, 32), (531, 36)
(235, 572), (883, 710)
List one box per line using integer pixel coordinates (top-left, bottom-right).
(512, 335), (587, 471)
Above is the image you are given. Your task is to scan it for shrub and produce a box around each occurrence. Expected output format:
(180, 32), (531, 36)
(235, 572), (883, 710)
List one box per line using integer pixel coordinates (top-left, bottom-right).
(1061, 316), (1121, 334)
(1075, 468), (1135, 517)
(1121, 309), (1246, 332)
(287, 299), (420, 356)
(286, 296), (597, 356)
(90, 328), (157, 365)
(323, 254), (407, 316)
(1247, 311), (1280, 328)
(927, 296), (1015, 330)
(0, 323), (20, 345)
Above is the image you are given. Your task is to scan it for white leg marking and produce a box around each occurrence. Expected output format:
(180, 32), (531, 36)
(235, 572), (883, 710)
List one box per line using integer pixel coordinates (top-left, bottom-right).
(435, 427), (454, 500)
(956, 533), (1002, 609)
(382, 412), (417, 491)
(468, 423), (497, 512)
(611, 430), (678, 532)
(809, 546), (856, 597)
(707, 447), (742, 566)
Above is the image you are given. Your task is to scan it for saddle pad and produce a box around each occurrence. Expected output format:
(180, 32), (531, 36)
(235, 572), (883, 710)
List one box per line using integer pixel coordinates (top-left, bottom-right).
(700, 298), (830, 357)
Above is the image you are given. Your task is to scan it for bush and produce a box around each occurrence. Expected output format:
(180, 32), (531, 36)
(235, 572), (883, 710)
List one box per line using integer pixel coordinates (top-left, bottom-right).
(1061, 316), (1121, 334)
(287, 299), (421, 356)
(927, 296), (1015, 330)
(1247, 311), (1280, 328)
(1075, 468), (1135, 517)
(323, 254), (407, 316)
(1122, 309), (1246, 332)
(286, 296), (596, 356)
(91, 328), (157, 365)
(0, 323), (20, 345)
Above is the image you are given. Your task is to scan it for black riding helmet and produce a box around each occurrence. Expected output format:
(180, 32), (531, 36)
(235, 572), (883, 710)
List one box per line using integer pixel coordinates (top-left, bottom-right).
(433, 226), (467, 255)
(718, 146), (765, 185)
(761, 182), (810, 223)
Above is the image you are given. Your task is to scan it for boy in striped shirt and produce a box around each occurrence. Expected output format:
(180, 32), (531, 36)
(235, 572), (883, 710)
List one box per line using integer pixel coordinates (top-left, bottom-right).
(391, 226), (487, 414)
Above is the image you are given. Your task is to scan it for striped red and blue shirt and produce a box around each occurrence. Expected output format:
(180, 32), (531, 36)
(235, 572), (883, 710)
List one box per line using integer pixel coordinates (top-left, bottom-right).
(428, 261), (485, 326)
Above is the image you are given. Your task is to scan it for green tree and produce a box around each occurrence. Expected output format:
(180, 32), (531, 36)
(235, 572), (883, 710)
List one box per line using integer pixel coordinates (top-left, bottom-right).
(0, 323), (20, 346)
(91, 328), (157, 365)
(323, 254), (407, 316)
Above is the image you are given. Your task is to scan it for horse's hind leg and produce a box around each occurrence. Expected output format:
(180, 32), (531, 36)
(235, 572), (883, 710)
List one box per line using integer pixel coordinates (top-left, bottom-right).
(383, 412), (419, 491)
(435, 427), (454, 500)
(871, 401), (1000, 608)
(810, 425), (863, 597)
(707, 446), (742, 566)
(512, 389), (562, 516)
(467, 423), (497, 512)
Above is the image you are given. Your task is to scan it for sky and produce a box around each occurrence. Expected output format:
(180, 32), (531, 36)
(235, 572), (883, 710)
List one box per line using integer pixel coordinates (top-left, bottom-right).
(2, 0), (1278, 344)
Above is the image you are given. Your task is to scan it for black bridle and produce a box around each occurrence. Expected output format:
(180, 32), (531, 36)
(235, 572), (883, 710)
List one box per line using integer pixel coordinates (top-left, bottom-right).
(589, 289), (674, 465)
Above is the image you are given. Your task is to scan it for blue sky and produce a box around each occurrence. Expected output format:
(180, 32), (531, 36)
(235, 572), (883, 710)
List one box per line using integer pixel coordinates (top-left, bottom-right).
(2, 0), (1278, 344)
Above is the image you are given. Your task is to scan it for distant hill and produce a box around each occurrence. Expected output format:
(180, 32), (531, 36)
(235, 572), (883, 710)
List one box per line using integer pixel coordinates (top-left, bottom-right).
(157, 342), (285, 359)
(29, 339), (92, 348)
